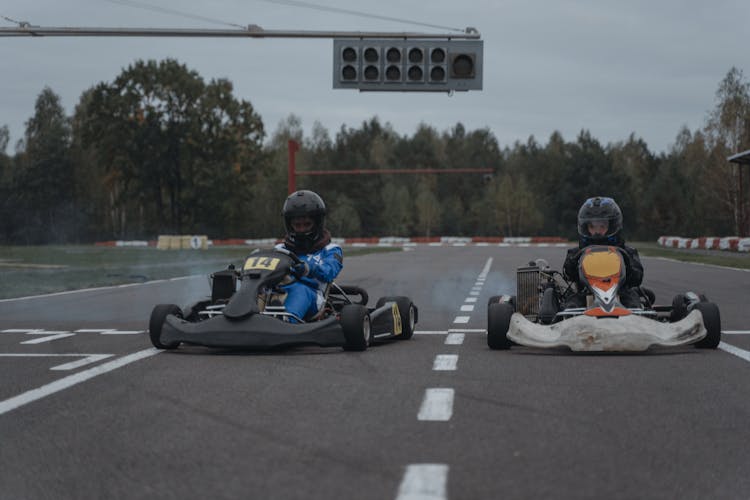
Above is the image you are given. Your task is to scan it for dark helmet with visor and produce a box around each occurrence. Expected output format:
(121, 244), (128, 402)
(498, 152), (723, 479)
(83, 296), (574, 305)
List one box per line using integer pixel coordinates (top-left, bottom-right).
(577, 196), (623, 244)
(282, 190), (326, 251)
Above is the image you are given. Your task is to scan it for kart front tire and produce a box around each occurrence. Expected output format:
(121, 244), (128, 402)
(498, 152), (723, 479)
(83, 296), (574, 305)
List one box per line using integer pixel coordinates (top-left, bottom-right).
(670, 294), (688, 322)
(487, 302), (514, 350)
(149, 304), (182, 350)
(341, 304), (371, 351)
(376, 296), (417, 340)
(693, 302), (721, 349)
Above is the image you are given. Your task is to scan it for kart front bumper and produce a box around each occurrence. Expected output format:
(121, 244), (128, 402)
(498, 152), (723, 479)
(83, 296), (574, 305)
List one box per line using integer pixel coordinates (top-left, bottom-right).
(507, 309), (706, 352)
(160, 313), (347, 349)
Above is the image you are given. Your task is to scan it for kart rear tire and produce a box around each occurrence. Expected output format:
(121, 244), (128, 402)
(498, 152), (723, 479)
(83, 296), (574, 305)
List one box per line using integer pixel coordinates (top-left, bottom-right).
(693, 302), (721, 349)
(149, 304), (182, 350)
(341, 304), (371, 351)
(488, 295), (516, 310)
(376, 296), (417, 340)
(487, 302), (514, 350)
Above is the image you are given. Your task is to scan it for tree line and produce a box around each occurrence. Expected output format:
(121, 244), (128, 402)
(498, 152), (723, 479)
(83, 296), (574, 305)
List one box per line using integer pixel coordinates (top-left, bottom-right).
(1, 59), (748, 244)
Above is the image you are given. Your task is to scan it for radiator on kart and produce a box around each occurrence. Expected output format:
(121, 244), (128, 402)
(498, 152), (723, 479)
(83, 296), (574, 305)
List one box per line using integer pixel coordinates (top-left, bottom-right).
(516, 265), (541, 321)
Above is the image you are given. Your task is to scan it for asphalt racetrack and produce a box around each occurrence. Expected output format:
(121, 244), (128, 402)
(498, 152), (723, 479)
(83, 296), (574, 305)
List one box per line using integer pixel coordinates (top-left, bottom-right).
(1, 245), (749, 499)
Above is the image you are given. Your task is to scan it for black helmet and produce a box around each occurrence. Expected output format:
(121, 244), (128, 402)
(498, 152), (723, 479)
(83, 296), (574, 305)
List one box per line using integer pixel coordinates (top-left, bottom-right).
(282, 190), (326, 251)
(577, 196), (623, 244)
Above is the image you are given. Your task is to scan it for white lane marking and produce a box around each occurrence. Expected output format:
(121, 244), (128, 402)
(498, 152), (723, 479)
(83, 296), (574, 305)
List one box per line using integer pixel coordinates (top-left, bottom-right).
(469, 291), (480, 296)
(75, 329), (144, 335)
(646, 256), (750, 273)
(417, 388), (454, 421)
(433, 355), (458, 371)
(453, 316), (470, 324)
(723, 331), (750, 335)
(21, 333), (76, 344)
(0, 275), (198, 303)
(51, 355), (113, 371)
(415, 330), (485, 335)
(719, 342), (750, 362)
(396, 464), (449, 500)
(445, 333), (465, 345)
(478, 257), (493, 278)
(464, 297), (477, 303)
(460, 305), (474, 312)
(0, 348), (161, 416)
(0, 353), (113, 371)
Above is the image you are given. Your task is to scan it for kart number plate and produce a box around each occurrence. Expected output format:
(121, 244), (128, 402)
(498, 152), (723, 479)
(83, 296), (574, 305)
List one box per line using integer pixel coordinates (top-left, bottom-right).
(244, 257), (280, 271)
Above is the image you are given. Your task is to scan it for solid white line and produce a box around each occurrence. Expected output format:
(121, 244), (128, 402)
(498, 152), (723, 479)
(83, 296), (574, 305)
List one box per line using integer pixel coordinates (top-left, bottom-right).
(719, 342), (750, 362)
(453, 316), (470, 324)
(464, 297), (477, 303)
(415, 330), (449, 335)
(433, 354), (458, 371)
(417, 388), (454, 421)
(723, 331), (750, 335)
(448, 328), (486, 333)
(460, 305), (475, 312)
(0, 275), (199, 302)
(445, 333), (465, 345)
(0, 348), (161, 416)
(396, 464), (449, 500)
(21, 333), (76, 344)
(647, 256), (750, 273)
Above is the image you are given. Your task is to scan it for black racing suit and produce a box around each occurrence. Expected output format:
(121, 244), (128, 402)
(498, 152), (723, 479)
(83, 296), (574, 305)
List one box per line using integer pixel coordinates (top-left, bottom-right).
(562, 239), (644, 308)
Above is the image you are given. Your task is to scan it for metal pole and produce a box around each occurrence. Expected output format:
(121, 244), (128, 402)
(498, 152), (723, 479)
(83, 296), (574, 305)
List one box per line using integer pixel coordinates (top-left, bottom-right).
(287, 140), (299, 195)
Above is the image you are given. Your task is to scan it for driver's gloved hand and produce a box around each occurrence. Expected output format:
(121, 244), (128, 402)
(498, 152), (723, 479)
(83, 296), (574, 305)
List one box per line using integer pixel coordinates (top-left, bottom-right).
(291, 262), (309, 277)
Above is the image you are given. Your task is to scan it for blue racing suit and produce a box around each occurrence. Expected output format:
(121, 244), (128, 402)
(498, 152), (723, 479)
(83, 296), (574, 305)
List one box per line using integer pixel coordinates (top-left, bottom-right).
(275, 242), (343, 321)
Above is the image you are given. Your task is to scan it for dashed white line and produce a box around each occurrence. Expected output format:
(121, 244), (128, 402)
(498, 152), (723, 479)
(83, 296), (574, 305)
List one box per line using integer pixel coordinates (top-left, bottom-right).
(21, 333), (76, 344)
(460, 305), (474, 312)
(0, 353), (113, 371)
(464, 297), (477, 303)
(445, 333), (465, 345)
(453, 316), (470, 324)
(417, 388), (454, 421)
(432, 355), (458, 371)
(468, 291), (480, 296)
(0, 348), (161, 416)
(396, 464), (449, 500)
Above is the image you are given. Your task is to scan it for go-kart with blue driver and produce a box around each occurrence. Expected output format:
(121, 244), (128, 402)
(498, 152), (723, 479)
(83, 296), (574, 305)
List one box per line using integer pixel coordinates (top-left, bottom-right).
(149, 246), (417, 351)
(486, 246), (721, 352)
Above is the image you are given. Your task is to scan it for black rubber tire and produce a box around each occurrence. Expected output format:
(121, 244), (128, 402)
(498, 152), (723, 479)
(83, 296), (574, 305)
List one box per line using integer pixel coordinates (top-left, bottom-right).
(487, 295), (517, 310)
(693, 301), (721, 349)
(341, 304), (370, 351)
(487, 302), (514, 350)
(376, 296), (417, 340)
(670, 294), (688, 322)
(538, 288), (559, 324)
(149, 304), (182, 350)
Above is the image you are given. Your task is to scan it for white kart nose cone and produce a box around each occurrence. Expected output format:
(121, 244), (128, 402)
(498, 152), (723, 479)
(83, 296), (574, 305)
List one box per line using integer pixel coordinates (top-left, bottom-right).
(507, 310), (706, 352)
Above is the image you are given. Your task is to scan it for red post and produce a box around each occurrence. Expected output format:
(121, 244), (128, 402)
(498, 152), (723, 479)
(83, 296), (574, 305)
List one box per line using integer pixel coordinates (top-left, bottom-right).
(287, 139), (299, 195)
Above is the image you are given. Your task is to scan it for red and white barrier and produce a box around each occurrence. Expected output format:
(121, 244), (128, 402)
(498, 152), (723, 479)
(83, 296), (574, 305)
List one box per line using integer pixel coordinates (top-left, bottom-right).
(657, 236), (750, 252)
(95, 236), (570, 248)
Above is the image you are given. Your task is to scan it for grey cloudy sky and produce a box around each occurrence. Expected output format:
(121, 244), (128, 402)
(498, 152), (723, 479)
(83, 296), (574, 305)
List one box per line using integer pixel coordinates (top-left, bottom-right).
(2, 0), (748, 154)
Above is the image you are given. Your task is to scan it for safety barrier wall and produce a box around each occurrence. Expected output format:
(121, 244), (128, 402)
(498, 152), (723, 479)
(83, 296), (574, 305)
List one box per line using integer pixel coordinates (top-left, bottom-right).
(657, 236), (750, 252)
(95, 236), (569, 248)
